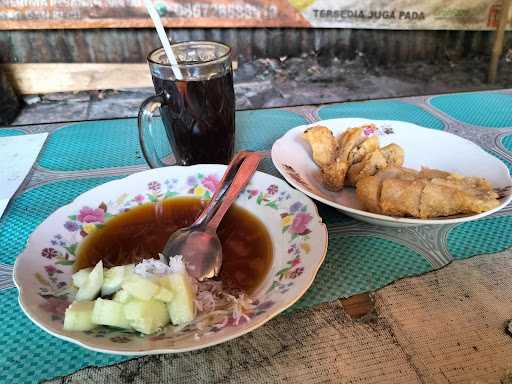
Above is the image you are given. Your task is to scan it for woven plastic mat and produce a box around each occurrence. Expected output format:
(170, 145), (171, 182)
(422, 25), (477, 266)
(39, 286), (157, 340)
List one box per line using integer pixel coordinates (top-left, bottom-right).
(1, 92), (512, 383)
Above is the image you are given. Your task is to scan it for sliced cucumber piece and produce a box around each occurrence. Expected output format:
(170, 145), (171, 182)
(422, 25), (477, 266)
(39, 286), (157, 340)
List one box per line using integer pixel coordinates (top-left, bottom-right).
(75, 261), (103, 302)
(153, 286), (174, 303)
(122, 274), (160, 301)
(63, 301), (96, 331)
(92, 298), (131, 329)
(123, 299), (170, 334)
(165, 272), (196, 325)
(72, 268), (92, 288)
(113, 289), (132, 304)
(101, 265), (126, 296)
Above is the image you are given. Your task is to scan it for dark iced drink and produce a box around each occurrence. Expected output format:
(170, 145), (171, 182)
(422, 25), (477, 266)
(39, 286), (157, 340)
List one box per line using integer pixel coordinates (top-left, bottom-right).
(152, 72), (235, 165)
(138, 41), (235, 167)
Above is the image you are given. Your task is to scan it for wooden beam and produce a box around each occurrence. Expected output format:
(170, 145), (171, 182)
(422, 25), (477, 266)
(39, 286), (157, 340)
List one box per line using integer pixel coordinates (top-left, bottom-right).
(488, 0), (512, 83)
(2, 62), (239, 95)
(2, 63), (152, 95)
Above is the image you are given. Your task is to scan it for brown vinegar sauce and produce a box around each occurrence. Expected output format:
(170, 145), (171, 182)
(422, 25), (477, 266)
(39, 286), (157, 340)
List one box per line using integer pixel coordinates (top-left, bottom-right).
(74, 196), (273, 294)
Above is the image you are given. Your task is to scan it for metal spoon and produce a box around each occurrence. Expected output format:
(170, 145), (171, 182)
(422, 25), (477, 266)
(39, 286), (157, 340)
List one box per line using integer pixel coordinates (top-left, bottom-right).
(161, 151), (264, 280)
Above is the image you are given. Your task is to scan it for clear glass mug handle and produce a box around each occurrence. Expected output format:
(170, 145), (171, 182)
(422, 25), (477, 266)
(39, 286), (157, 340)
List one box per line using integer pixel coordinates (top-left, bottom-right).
(137, 95), (167, 168)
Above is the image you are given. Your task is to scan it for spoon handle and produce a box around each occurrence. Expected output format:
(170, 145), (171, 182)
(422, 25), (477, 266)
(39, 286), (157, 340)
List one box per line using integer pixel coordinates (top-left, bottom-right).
(206, 151), (264, 231)
(193, 151), (251, 227)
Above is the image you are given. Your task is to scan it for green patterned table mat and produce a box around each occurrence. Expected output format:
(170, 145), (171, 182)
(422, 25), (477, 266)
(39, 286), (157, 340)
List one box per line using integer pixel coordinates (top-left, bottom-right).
(1, 90), (512, 383)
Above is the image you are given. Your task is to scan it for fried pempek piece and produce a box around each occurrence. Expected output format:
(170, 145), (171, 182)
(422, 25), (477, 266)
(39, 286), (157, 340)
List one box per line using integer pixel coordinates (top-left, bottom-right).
(380, 178), (425, 217)
(347, 136), (380, 164)
(380, 143), (404, 167)
(356, 166), (500, 218)
(418, 183), (469, 218)
(338, 127), (366, 161)
(303, 125), (338, 168)
(356, 166), (418, 213)
(420, 176), (499, 217)
(418, 167), (451, 179)
(346, 148), (388, 186)
(321, 157), (349, 191)
(432, 175), (496, 198)
(345, 142), (404, 187)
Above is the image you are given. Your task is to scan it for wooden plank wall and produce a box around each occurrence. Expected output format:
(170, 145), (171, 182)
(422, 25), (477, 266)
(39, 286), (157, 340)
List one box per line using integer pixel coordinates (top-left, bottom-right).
(1, 28), (510, 94)
(2, 28), (509, 64)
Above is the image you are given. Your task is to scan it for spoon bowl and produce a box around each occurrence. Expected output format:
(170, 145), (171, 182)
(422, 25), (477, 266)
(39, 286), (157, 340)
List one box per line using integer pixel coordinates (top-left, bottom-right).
(162, 227), (222, 280)
(160, 151), (264, 280)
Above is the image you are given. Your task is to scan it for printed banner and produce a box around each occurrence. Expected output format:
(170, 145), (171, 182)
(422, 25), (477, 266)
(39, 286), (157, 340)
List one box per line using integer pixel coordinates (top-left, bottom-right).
(0, 0), (509, 30)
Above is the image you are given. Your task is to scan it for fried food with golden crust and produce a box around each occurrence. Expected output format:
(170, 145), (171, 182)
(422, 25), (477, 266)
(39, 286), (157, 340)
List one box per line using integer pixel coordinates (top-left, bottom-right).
(345, 140), (405, 187)
(417, 180), (499, 219)
(338, 127), (365, 161)
(356, 166), (418, 213)
(346, 148), (388, 186)
(303, 125), (338, 168)
(418, 167), (451, 179)
(320, 157), (349, 191)
(380, 179), (425, 217)
(302, 124), (500, 218)
(356, 167), (500, 218)
(418, 183), (469, 218)
(422, 177), (499, 216)
(355, 176), (380, 213)
(380, 143), (404, 167)
(347, 136), (380, 164)
(429, 175), (494, 195)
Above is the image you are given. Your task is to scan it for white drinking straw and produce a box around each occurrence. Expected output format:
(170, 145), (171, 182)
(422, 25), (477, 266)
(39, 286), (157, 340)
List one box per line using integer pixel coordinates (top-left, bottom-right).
(143, 0), (183, 80)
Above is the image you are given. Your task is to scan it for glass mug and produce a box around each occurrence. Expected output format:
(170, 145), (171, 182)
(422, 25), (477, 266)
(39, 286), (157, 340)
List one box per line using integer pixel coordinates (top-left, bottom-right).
(138, 41), (235, 167)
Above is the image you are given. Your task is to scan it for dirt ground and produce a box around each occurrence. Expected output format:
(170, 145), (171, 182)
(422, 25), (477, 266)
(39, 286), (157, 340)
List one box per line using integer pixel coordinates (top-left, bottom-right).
(10, 51), (512, 125)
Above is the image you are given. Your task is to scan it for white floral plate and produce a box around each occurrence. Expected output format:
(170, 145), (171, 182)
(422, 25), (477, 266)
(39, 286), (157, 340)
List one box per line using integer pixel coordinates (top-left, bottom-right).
(271, 118), (512, 227)
(14, 165), (327, 355)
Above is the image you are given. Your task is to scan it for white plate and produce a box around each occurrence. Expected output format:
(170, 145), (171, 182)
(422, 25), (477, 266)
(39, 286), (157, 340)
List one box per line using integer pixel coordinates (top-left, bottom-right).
(271, 118), (512, 227)
(14, 165), (327, 355)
